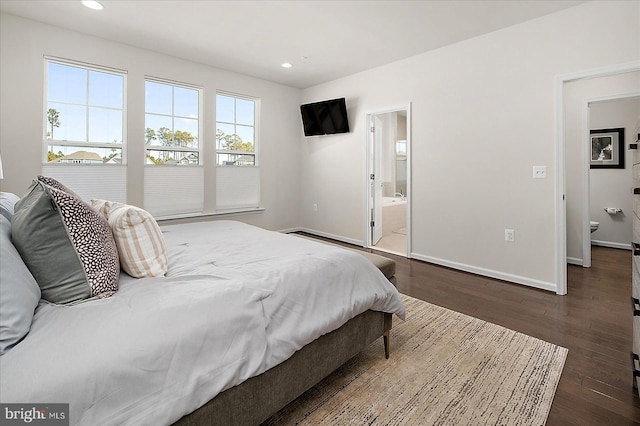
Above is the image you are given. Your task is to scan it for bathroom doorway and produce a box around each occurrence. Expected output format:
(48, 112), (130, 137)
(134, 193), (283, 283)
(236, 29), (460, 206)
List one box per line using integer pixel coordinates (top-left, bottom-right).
(584, 95), (640, 264)
(365, 105), (411, 257)
(557, 64), (640, 295)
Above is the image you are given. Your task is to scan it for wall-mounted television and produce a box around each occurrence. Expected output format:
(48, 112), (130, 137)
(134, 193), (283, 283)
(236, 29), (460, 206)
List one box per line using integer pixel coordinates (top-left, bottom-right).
(300, 98), (350, 136)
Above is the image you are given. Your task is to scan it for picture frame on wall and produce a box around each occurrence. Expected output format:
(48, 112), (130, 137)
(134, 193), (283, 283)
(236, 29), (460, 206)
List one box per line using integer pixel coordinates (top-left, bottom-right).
(590, 127), (625, 169)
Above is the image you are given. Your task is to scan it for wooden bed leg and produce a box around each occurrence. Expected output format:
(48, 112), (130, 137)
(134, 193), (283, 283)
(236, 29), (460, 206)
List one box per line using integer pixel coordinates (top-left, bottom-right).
(383, 331), (390, 359)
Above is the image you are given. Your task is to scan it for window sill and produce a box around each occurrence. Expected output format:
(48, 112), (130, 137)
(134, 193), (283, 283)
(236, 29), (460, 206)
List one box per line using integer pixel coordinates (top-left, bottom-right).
(156, 206), (265, 223)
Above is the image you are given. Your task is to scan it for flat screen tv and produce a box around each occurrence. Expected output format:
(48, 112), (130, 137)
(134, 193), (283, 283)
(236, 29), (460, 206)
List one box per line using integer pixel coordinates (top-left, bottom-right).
(300, 98), (350, 136)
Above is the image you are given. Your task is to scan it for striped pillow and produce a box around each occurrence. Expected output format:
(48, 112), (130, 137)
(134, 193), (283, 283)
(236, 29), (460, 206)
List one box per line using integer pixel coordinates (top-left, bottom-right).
(91, 198), (111, 218)
(91, 200), (168, 278)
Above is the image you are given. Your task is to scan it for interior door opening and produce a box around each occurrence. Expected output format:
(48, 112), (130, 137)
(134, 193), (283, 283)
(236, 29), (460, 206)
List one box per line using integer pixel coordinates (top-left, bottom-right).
(556, 63), (640, 295)
(581, 95), (640, 268)
(365, 106), (411, 257)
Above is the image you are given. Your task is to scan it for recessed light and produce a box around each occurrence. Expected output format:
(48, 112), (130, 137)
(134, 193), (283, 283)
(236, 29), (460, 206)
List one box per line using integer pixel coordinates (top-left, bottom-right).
(281, 63), (293, 68)
(82, 1), (104, 10)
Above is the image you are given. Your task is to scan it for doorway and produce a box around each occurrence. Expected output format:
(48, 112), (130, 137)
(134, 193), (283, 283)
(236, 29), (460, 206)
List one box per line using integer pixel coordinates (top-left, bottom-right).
(365, 105), (411, 257)
(582, 95), (640, 267)
(583, 96), (640, 266)
(555, 62), (640, 295)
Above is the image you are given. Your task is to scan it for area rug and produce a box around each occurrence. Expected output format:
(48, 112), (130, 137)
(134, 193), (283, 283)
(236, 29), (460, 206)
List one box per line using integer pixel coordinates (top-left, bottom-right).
(262, 294), (567, 426)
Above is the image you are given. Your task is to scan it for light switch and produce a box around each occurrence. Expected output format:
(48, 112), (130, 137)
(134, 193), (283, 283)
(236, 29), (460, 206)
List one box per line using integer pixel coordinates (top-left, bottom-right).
(533, 166), (547, 179)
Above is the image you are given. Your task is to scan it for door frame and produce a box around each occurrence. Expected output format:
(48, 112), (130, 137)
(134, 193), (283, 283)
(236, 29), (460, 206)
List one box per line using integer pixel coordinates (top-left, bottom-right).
(554, 60), (640, 295)
(363, 103), (412, 257)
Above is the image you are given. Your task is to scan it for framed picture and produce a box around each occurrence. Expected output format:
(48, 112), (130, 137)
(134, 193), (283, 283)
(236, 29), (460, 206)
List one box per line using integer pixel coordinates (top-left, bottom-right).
(590, 128), (625, 169)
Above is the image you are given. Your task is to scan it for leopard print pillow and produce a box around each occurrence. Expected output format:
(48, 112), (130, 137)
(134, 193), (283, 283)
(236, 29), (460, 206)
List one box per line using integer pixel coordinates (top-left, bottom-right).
(36, 175), (80, 198)
(47, 186), (120, 299)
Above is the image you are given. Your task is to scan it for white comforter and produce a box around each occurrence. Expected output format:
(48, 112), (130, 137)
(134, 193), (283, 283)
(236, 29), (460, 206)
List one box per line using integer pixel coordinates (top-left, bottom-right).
(1, 221), (405, 425)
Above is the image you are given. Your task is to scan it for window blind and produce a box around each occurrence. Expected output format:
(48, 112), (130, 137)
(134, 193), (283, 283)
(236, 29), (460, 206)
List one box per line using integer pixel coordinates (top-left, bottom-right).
(216, 166), (260, 210)
(41, 164), (127, 203)
(144, 166), (204, 217)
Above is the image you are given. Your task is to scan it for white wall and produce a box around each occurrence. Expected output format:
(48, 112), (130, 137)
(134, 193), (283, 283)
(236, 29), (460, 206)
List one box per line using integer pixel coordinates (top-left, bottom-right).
(564, 73), (640, 263)
(299, 1), (640, 291)
(379, 112), (397, 196)
(0, 13), (302, 232)
(589, 98), (640, 249)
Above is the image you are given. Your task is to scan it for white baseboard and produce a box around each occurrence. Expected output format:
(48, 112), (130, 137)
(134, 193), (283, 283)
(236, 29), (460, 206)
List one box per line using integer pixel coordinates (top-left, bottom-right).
(410, 252), (558, 293)
(286, 227), (364, 247)
(590, 240), (632, 250)
(282, 228), (558, 293)
(566, 257), (583, 266)
(278, 227), (303, 234)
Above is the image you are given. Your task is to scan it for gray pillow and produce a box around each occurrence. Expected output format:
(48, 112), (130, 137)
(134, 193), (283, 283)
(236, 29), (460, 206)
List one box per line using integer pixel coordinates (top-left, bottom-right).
(0, 214), (41, 355)
(11, 180), (120, 304)
(0, 192), (20, 222)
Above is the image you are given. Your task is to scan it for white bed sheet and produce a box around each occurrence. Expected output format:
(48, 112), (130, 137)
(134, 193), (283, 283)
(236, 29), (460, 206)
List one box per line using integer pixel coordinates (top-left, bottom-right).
(1, 221), (405, 425)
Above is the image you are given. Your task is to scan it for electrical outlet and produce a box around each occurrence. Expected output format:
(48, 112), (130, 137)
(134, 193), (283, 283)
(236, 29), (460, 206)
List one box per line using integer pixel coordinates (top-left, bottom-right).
(505, 229), (515, 242)
(533, 166), (547, 179)
(312, 203), (318, 212)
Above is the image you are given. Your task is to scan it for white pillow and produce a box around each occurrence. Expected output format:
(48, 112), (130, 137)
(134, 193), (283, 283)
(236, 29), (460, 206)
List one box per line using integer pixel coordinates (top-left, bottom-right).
(91, 200), (168, 278)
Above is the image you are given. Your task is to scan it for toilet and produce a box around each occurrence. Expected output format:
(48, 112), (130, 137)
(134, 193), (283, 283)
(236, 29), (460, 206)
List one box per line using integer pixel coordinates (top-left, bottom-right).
(590, 221), (599, 233)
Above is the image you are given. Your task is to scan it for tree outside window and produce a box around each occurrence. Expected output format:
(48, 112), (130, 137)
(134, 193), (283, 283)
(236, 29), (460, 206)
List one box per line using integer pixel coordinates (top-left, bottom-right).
(144, 80), (200, 165)
(216, 94), (256, 166)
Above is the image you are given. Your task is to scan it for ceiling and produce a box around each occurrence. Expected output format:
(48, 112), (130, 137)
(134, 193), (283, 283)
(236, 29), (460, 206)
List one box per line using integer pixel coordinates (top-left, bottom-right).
(0, 0), (585, 89)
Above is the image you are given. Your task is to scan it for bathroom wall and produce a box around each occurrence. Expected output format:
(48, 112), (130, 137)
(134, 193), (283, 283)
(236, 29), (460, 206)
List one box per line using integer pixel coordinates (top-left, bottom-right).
(589, 97), (640, 249)
(379, 112), (398, 197)
(397, 114), (407, 140)
(396, 114), (407, 196)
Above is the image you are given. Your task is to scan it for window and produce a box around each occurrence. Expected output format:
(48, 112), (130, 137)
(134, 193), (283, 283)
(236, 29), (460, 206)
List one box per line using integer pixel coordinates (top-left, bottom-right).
(216, 93), (256, 166)
(45, 59), (125, 164)
(143, 79), (203, 217)
(145, 79), (200, 165)
(43, 58), (127, 203)
(215, 92), (260, 210)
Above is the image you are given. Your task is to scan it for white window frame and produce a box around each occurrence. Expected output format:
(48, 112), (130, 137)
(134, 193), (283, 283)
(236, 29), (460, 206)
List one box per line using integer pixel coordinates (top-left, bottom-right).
(216, 91), (259, 167)
(214, 91), (261, 211)
(43, 56), (127, 165)
(144, 77), (203, 166)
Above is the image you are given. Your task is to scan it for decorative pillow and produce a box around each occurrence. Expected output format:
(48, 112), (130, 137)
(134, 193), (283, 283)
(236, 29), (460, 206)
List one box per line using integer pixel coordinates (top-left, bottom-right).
(90, 198), (112, 219)
(11, 180), (119, 304)
(36, 175), (79, 198)
(91, 199), (168, 278)
(0, 192), (20, 221)
(0, 202), (41, 355)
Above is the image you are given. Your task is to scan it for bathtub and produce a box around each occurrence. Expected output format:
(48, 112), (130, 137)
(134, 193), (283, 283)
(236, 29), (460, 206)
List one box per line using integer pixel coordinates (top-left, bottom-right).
(382, 196), (407, 207)
(381, 197), (407, 236)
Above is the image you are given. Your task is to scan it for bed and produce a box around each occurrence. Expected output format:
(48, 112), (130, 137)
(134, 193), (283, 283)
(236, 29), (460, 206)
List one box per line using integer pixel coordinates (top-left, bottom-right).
(0, 191), (405, 426)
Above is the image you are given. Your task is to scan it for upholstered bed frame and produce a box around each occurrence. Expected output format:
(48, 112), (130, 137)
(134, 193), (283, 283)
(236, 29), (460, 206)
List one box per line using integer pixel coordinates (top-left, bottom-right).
(176, 310), (392, 425)
(175, 239), (396, 425)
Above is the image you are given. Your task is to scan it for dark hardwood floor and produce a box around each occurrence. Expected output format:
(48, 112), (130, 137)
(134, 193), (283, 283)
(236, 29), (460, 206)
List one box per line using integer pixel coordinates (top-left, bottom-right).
(305, 233), (640, 424)
(387, 245), (640, 425)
